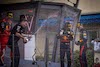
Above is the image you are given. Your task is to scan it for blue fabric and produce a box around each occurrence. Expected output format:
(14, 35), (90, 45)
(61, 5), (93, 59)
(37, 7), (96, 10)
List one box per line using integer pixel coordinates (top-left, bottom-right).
(37, 14), (100, 25)
(80, 14), (100, 24)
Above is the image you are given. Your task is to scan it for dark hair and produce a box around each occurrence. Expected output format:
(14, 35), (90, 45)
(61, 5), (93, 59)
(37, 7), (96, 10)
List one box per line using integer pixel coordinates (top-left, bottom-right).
(20, 15), (26, 22)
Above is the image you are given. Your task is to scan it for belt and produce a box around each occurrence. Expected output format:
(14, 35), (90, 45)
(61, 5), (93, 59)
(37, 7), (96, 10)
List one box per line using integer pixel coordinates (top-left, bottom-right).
(61, 42), (70, 45)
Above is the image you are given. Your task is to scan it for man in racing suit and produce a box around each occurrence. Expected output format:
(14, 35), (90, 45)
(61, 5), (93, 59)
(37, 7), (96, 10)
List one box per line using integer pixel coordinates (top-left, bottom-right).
(76, 25), (87, 67)
(0, 17), (12, 66)
(57, 22), (73, 67)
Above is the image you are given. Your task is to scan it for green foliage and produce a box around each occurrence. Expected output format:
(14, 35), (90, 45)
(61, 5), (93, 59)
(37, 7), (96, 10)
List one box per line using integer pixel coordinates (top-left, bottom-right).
(36, 49), (94, 67)
(86, 49), (94, 67)
(74, 50), (81, 67)
(74, 49), (94, 67)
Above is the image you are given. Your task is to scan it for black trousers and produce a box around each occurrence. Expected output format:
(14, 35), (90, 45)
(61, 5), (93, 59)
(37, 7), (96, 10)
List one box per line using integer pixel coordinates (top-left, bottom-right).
(8, 41), (20, 67)
(80, 46), (87, 67)
(60, 43), (71, 67)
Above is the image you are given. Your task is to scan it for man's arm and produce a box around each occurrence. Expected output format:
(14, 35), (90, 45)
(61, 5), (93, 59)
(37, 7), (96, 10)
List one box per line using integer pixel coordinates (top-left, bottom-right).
(57, 29), (64, 39)
(15, 32), (24, 39)
(15, 32), (27, 43)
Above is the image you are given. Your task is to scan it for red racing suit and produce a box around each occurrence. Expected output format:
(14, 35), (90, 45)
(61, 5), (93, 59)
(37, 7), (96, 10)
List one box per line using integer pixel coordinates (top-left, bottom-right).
(0, 18), (11, 64)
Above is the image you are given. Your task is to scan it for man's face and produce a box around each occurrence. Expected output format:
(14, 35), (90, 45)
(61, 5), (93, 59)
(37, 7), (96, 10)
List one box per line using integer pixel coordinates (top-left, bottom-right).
(21, 21), (28, 27)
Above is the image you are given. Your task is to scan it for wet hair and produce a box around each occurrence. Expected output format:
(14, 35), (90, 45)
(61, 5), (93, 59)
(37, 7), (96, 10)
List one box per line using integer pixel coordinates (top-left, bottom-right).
(19, 15), (26, 22)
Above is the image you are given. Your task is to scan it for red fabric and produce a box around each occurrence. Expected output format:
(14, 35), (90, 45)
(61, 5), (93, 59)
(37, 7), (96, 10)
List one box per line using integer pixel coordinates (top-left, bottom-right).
(60, 40), (70, 43)
(80, 46), (85, 56)
(60, 35), (70, 43)
(0, 20), (10, 63)
(0, 34), (9, 64)
(94, 63), (100, 67)
(0, 37), (9, 49)
(79, 46), (85, 67)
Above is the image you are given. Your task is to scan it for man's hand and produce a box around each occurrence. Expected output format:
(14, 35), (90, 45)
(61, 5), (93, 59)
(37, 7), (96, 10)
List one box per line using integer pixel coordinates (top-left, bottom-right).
(75, 41), (80, 45)
(16, 32), (28, 43)
(23, 37), (28, 43)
